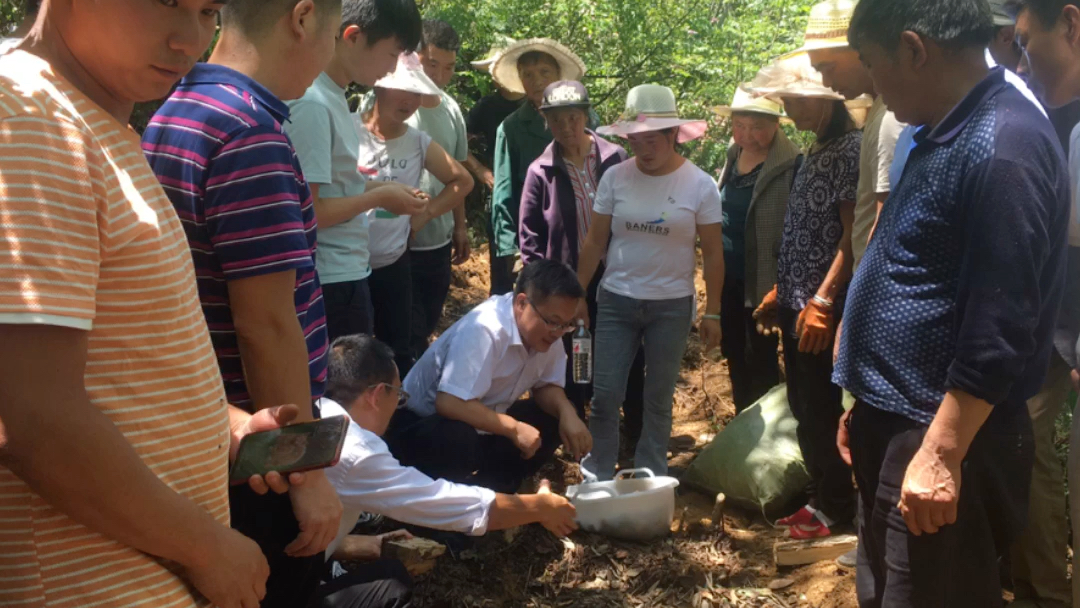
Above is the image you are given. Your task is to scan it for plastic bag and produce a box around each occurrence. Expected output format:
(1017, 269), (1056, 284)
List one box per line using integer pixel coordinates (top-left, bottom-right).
(681, 385), (810, 516)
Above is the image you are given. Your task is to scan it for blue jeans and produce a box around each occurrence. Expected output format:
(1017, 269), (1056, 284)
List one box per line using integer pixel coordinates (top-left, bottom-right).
(581, 287), (695, 481)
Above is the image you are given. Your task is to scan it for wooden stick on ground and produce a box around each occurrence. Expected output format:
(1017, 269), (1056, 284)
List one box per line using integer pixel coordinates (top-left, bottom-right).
(773, 534), (858, 567)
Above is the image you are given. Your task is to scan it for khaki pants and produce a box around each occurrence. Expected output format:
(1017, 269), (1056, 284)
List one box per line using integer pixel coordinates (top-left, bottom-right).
(1011, 353), (1073, 608)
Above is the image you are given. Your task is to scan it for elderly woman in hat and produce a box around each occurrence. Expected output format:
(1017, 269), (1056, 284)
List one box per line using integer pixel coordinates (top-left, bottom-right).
(489, 38), (592, 295)
(751, 52), (862, 539)
(714, 88), (802, 413)
(357, 52), (473, 376)
(517, 81), (645, 423)
(577, 84), (725, 481)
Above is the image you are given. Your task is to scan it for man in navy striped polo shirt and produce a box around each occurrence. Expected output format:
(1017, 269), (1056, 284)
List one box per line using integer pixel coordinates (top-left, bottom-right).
(833, 0), (1070, 606)
(142, 0), (344, 606)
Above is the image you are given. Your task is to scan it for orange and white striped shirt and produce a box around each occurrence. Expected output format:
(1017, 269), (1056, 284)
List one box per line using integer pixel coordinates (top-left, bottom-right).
(0, 51), (230, 607)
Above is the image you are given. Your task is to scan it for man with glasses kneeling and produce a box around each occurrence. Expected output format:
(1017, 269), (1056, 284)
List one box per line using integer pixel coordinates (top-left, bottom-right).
(384, 259), (592, 493)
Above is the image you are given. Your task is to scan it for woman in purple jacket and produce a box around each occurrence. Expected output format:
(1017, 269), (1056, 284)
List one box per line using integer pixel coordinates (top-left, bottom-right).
(518, 81), (644, 428)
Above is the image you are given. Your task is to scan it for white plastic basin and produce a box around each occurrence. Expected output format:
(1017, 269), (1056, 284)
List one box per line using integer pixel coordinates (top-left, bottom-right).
(566, 468), (680, 542)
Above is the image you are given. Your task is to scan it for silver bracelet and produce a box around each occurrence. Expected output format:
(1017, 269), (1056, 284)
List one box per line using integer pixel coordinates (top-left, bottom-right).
(702, 314), (721, 321)
(812, 295), (833, 309)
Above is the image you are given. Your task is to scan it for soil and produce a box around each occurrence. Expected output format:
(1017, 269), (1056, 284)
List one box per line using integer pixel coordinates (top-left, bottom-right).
(404, 247), (858, 607)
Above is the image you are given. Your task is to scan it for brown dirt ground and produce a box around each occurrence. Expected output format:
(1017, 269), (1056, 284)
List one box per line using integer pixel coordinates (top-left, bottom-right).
(412, 246), (857, 608)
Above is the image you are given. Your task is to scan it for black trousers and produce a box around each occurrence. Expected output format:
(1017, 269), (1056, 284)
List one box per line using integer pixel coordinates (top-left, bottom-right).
(779, 306), (855, 523)
(562, 273), (645, 441)
(720, 278), (780, 413)
(322, 278), (374, 343)
(409, 243), (453, 361)
(230, 486), (323, 608)
(850, 402), (1034, 608)
(310, 559), (413, 608)
(383, 399), (561, 494)
(369, 252), (414, 376)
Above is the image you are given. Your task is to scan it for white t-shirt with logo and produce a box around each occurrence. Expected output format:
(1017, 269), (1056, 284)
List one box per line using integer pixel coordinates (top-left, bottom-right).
(355, 121), (432, 269)
(593, 158), (723, 300)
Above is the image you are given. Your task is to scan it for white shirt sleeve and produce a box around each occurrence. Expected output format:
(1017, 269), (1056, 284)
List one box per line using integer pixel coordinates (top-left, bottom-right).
(438, 324), (497, 402)
(592, 168), (617, 215)
(876, 111), (904, 194)
(696, 172), (725, 225)
(329, 430), (496, 536)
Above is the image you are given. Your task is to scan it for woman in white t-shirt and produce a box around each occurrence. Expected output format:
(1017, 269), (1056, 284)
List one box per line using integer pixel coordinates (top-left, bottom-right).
(357, 53), (472, 374)
(577, 84), (725, 481)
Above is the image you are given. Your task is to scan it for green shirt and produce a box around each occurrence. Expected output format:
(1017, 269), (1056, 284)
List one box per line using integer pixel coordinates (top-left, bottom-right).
(408, 91), (469, 251)
(286, 72), (371, 283)
(491, 102), (552, 258)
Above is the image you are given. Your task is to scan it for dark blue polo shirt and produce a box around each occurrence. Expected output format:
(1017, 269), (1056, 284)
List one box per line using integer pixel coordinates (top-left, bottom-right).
(834, 67), (1070, 426)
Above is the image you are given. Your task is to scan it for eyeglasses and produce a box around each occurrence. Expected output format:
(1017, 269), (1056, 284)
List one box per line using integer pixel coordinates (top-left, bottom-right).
(371, 383), (409, 406)
(526, 296), (577, 334)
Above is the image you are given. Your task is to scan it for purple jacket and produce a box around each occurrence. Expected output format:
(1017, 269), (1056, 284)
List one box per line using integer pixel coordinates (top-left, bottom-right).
(518, 131), (628, 269)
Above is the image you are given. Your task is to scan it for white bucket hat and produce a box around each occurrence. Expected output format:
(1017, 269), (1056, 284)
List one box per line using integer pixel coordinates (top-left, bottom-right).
(713, 86), (785, 118)
(598, 84), (708, 143)
(490, 38), (586, 94)
(470, 35), (517, 72)
(374, 52), (443, 109)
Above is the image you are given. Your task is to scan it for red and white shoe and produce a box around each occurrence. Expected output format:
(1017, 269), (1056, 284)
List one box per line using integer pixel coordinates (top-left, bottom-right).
(788, 518), (832, 540)
(776, 506), (816, 527)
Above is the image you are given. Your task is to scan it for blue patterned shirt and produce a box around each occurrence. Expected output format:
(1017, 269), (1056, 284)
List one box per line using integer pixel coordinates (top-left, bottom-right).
(834, 68), (1070, 425)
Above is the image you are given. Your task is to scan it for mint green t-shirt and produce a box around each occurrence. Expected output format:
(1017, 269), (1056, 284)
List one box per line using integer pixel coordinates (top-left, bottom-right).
(287, 72), (371, 283)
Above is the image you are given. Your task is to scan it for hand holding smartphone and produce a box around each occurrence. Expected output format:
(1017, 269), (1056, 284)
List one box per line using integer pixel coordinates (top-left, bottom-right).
(229, 415), (349, 486)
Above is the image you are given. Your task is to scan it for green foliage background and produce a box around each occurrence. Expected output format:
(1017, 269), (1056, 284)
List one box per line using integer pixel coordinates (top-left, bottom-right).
(416, 0), (816, 174)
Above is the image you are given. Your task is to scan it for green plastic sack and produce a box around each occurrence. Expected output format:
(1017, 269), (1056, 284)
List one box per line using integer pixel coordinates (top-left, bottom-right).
(682, 385), (810, 516)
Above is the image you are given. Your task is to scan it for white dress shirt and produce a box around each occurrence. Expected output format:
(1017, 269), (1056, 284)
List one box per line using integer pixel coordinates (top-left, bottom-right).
(402, 293), (566, 417)
(318, 398), (497, 559)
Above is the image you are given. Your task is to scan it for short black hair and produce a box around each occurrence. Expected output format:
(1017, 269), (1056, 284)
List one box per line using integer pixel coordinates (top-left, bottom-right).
(518, 51), (561, 73)
(421, 19), (460, 53)
(325, 334), (398, 406)
(514, 259), (585, 302)
(342, 0), (423, 51)
(221, 0), (343, 38)
(848, 0), (995, 53)
(1009, 0), (1080, 27)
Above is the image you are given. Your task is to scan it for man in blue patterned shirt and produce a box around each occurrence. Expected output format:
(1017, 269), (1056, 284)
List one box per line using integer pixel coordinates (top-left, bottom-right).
(833, 0), (1070, 606)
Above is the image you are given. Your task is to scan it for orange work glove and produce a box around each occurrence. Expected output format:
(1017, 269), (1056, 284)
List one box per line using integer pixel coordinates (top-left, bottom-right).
(797, 298), (835, 355)
(752, 285), (780, 336)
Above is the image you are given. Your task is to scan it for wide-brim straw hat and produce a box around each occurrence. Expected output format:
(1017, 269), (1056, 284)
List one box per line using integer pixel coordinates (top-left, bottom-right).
(748, 52), (871, 109)
(470, 35), (517, 72)
(791, 0), (856, 54)
(713, 86), (784, 118)
(597, 84), (708, 143)
(490, 38), (586, 94)
(374, 52), (442, 109)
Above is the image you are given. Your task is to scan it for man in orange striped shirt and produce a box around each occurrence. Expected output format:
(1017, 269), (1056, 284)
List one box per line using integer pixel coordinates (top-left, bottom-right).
(0, 2), (312, 607)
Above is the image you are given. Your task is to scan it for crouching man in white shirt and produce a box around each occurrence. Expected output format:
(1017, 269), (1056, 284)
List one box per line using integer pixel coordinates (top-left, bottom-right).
(313, 333), (580, 608)
(384, 259), (593, 493)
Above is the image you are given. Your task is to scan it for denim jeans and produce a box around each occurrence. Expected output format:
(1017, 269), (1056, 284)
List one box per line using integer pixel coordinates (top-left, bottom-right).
(581, 287), (695, 481)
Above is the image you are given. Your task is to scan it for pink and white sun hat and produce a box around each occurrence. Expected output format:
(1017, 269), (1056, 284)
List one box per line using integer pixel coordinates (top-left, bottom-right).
(374, 52), (443, 109)
(597, 84), (708, 143)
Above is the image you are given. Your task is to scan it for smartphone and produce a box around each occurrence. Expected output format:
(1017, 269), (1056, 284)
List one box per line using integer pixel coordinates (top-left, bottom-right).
(229, 415), (349, 486)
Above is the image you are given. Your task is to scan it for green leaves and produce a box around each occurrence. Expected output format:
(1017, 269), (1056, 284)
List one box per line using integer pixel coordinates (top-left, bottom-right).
(422, 0), (817, 168)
